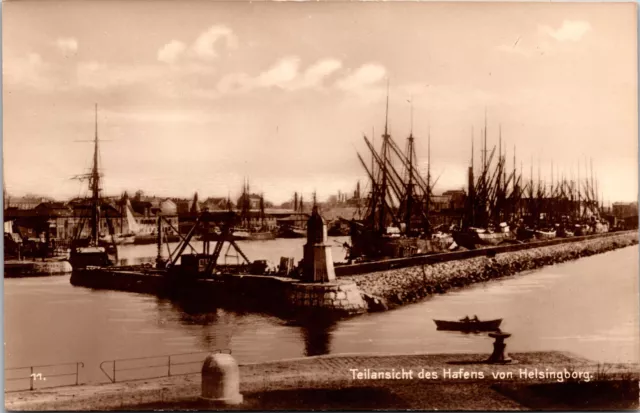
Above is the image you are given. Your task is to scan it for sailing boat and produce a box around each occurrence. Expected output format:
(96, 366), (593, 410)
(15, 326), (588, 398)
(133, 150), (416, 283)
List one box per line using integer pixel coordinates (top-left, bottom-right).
(247, 193), (276, 240)
(69, 104), (118, 269)
(235, 182), (275, 241)
(100, 199), (137, 244)
(277, 192), (307, 238)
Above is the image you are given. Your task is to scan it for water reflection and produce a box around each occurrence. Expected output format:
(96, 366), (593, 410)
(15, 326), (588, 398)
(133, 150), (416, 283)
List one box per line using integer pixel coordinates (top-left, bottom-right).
(297, 315), (337, 356)
(155, 296), (240, 352)
(155, 293), (340, 357)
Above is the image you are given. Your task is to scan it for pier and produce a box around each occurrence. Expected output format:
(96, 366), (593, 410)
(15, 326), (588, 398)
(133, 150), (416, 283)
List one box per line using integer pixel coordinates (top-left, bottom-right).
(69, 226), (637, 315)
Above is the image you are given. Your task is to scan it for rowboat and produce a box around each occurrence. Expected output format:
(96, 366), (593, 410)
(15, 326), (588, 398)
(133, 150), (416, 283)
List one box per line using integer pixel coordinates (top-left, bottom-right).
(433, 318), (502, 332)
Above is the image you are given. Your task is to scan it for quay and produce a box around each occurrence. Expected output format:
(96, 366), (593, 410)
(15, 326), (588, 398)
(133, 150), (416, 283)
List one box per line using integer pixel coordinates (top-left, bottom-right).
(4, 259), (72, 278)
(6, 351), (638, 410)
(70, 228), (638, 315)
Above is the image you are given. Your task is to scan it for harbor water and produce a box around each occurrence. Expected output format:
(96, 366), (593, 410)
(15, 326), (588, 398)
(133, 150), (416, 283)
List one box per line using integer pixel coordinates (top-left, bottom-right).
(5, 240), (638, 389)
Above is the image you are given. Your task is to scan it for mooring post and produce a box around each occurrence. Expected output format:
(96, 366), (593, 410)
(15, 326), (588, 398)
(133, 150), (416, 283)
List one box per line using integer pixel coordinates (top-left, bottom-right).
(200, 353), (243, 406)
(486, 332), (513, 364)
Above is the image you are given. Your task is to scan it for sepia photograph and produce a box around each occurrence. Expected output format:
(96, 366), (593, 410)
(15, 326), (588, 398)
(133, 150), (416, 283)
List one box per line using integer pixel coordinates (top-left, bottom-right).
(3, 0), (639, 410)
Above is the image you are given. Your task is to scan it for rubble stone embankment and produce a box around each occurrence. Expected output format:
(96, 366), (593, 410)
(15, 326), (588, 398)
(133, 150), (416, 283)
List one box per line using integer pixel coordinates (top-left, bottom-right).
(343, 232), (638, 307)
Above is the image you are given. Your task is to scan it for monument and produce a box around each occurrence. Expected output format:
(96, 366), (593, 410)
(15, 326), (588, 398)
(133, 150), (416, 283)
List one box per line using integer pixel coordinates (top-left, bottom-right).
(285, 205), (367, 315)
(302, 206), (336, 283)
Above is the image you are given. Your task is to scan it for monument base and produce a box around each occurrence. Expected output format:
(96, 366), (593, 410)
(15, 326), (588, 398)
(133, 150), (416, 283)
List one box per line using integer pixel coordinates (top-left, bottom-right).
(286, 280), (368, 315)
(198, 394), (244, 406)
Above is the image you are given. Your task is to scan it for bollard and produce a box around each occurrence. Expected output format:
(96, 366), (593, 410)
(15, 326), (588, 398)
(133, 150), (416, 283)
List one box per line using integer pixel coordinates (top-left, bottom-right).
(486, 332), (513, 364)
(200, 353), (243, 406)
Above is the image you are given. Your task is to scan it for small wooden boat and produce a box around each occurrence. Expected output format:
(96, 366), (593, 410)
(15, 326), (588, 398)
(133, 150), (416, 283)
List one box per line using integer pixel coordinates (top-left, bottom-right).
(433, 318), (502, 332)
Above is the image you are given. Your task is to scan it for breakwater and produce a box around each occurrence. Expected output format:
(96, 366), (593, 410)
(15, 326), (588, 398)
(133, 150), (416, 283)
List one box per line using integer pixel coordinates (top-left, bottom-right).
(70, 231), (637, 315)
(342, 231), (638, 306)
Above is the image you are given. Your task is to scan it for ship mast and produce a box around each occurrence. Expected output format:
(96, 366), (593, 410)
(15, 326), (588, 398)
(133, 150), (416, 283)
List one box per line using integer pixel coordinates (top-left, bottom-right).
(378, 81), (390, 234)
(426, 125), (431, 233)
(404, 98), (415, 234)
(90, 103), (101, 246)
(467, 127), (475, 227)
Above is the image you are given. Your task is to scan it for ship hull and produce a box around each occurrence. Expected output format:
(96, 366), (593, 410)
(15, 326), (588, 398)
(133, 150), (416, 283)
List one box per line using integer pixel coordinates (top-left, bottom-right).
(133, 234), (181, 245)
(349, 230), (453, 260)
(452, 229), (515, 250)
(100, 234), (135, 245)
(434, 318), (502, 332)
(248, 231), (276, 241)
(277, 227), (306, 239)
(534, 230), (557, 240)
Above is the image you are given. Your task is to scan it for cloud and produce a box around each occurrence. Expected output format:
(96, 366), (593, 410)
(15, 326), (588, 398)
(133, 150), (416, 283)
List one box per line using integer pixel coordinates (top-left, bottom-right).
(254, 56), (301, 87)
(216, 57), (343, 95)
(157, 40), (186, 64)
(296, 58), (342, 89)
(191, 25), (238, 61)
(335, 63), (387, 91)
(540, 20), (592, 42)
(216, 57), (300, 93)
(495, 20), (591, 59)
(55, 37), (78, 55)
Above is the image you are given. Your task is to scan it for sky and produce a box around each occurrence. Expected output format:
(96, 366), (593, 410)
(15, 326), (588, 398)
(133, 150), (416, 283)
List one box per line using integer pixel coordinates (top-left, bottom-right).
(3, 1), (638, 204)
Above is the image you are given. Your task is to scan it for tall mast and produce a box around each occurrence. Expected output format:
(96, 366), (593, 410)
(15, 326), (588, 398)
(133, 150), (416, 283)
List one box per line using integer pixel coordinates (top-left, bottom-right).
(577, 159), (581, 218)
(405, 99), (415, 233)
(426, 125), (431, 230)
(512, 144), (516, 219)
(371, 127), (375, 181)
(590, 158), (595, 213)
(467, 127), (475, 228)
(260, 193), (265, 227)
(483, 109), (488, 173)
(378, 80), (390, 233)
(90, 103), (101, 245)
(471, 127), (474, 172)
(482, 109), (488, 227)
(512, 145), (516, 194)
(497, 125), (502, 222)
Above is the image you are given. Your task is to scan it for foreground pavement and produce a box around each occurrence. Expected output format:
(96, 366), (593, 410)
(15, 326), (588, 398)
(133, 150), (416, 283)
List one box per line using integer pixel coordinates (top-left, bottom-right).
(6, 351), (638, 411)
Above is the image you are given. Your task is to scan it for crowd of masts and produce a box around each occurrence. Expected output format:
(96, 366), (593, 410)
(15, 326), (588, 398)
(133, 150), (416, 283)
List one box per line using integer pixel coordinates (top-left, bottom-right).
(357, 95), (437, 237)
(356, 100), (607, 237)
(466, 116), (605, 231)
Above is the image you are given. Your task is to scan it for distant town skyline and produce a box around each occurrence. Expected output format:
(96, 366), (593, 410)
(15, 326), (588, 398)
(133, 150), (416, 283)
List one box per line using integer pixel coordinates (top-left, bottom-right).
(3, 1), (637, 204)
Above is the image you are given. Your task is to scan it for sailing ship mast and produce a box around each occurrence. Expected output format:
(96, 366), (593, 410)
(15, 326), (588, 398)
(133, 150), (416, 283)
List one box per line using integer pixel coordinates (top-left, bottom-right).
(378, 81), (391, 234)
(259, 193), (266, 229)
(89, 104), (101, 246)
(404, 99), (415, 234)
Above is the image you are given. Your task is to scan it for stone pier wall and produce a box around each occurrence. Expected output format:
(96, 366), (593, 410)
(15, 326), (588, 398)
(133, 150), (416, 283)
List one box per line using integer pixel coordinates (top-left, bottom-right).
(285, 281), (367, 315)
(342, 231), (638, 307)
(5, 260), (73, 277)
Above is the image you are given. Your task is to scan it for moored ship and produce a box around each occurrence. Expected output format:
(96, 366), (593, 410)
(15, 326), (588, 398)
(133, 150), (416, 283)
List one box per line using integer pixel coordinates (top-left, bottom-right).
(346, 93), (454, 261)
(69, 104), (118, 269)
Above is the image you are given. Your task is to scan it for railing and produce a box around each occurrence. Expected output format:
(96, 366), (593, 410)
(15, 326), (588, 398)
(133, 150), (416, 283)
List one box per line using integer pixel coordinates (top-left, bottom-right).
(5, 362), (84, 392)
(99, 349), (232, 384)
